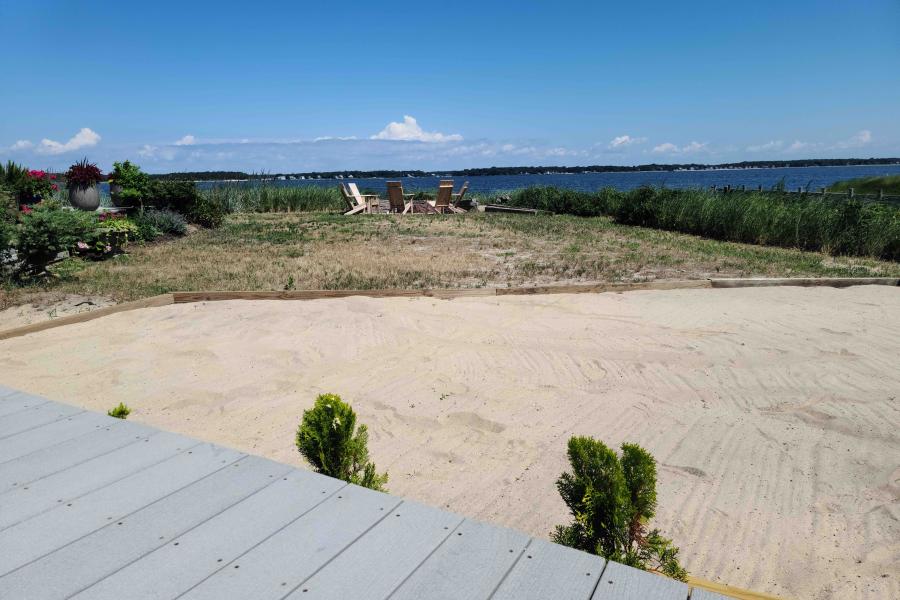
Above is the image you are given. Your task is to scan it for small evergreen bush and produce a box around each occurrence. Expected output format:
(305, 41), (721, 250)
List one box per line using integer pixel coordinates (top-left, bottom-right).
(16, 204), (97, 274)
(296, 393), (388, 491)
(552, 436), (687, 581)
(107, 403), (131, 419)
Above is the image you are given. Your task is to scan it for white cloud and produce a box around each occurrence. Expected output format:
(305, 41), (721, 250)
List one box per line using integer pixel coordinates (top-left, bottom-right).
(746, 140), (784, 152)
(36, 127), (101, 155)
(313, 136), (358, 142)
(786, 140), (811, 153)
(10, 140), (33, 150)
(608, 135), (646, 149)
(174, 135), (196, 146)
(833, 129), (871, 149)
(371, 115), (462, 142)
(651, 142), (679, 154)
(137, 144), (158, 157)
(651, 141), (707, 154)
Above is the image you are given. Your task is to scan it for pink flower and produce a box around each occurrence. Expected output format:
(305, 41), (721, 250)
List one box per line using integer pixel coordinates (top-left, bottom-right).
(51, 184), (58, 191)
(77, 242), (89, 249)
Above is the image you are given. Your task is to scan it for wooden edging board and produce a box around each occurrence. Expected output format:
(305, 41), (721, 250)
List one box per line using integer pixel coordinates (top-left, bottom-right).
(0, 294), (174, 341)
(0, 277), (896, 341)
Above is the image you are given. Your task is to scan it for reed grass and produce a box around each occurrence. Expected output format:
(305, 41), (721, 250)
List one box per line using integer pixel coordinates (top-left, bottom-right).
(506, 186), (900, 260)
(827, 175), (900, 195)
(202, 183), (344, 213)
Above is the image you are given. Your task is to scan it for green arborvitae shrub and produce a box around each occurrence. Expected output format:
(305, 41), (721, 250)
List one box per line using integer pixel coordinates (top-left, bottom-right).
(552, 436), (687, 581)
(295, 393), (388, 491)
(16, 204), (97, 275)
(107, 403), (131, 419)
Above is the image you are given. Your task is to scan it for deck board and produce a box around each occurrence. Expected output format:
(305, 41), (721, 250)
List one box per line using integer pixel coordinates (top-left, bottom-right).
(0, 391), (49, 417)
(0, 420), (151, 493)
(592, 561), (689, 599)
(492, 537), (606, 600)
(0, 411), (112, 463)
(71, 468), (340, 600)
(389, 518), (531, 600)
(286, 499), (464, 599)
(0, 401), (82, 439)
(0, 389), (702, 600)
(182, 483), (398, 600)
(0, 430), (190, 529)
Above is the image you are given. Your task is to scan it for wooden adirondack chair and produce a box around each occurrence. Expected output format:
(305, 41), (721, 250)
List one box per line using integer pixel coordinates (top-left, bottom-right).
(339, 183), (367, 215)
(347, 183), (380, 213)
(452, 181), (469, 210)
(386, 181), (413, 214)
(433, 182), (454, 213)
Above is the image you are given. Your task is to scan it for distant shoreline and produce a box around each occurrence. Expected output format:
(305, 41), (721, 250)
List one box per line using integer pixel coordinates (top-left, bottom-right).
(148, 158), (900, 182)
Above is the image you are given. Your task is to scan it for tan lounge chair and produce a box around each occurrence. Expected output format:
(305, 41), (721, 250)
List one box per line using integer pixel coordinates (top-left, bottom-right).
(386, 181), (413, 214)
(339, 183), (367, 215)
(432, 182), (454, 213)
(347, 182), (380, 213)
(452, 181), (469, 209)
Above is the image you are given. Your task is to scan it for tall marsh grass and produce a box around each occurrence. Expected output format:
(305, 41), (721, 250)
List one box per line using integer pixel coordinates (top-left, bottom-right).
(203, 184), (344, 213)
(507, 186), (900, 260)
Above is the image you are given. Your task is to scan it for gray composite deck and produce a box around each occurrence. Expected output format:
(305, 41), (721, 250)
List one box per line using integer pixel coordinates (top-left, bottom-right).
(0, 385), (729, 600)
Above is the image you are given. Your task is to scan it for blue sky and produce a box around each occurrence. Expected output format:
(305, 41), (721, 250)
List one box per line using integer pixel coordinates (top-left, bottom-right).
(2, 0), (899, 172)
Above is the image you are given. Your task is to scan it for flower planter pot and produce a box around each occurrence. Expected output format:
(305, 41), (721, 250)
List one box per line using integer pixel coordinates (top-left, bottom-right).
(68, 185), (100, 211)
(109, 184), (126, 208)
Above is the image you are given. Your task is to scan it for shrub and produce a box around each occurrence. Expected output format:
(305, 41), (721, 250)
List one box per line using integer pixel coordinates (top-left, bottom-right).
(296, 393), (388, 490)
(145, 180), (200, 212)
(133, 208), (187, 239)
(185, 192), (229, 228)
(552, 436), (687, 581)
(107, 403), (131, 419)
(16, 204), (97, 274)
(108, 160), (151, 207)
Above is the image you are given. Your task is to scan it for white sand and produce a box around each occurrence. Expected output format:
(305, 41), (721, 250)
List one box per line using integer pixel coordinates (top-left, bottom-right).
(1, 286), (898, 599)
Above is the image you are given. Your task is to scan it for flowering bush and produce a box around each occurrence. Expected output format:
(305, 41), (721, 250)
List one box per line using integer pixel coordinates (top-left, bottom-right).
(65, 158), (104, 188)
(19, 170), (58, 202)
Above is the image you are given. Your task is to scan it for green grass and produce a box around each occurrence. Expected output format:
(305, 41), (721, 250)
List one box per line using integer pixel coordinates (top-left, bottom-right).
(827, 175), (900, 195)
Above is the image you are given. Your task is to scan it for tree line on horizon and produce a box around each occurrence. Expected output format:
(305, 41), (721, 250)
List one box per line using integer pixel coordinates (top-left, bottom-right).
(149, 157), (900, 181)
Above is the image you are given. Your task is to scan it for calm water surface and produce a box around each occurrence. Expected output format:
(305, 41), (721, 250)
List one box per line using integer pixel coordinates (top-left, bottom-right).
(198, 164), (900, 195)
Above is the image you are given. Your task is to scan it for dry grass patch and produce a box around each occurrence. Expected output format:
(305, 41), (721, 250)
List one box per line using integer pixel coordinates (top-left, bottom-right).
(10, 211), (898, 303)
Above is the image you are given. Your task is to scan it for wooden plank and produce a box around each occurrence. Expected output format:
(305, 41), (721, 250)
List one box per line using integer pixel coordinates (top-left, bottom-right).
(0, 455), (287, 600)
(285, 499), (464, 599)
(71, 468), (342, 600)
(591, 561), (688, 600)
(181, 484), (399, 600)
(497, 280), (712, 296)
(710, 277), (899, 289)
(0, 419), (153, 493)
(689, 577), (783, 600)
(0, 392), (49, 417)
(389, 518), (531, 600)
(492, 538), (606, 600)
(0, 401), (83, 440)
(690, 588), (737, 600)
(0, 293), (173, 341)
(0, 411), (111, 464)
(0, 430), (191, 530)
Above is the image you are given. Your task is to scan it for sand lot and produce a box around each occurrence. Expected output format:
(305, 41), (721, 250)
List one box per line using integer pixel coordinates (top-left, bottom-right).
(1, 286), (898, 599)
